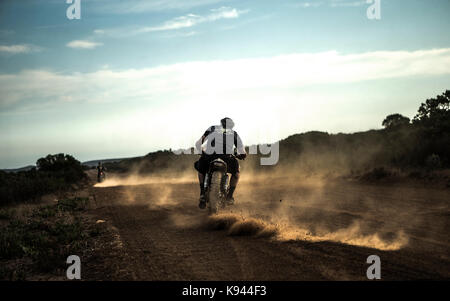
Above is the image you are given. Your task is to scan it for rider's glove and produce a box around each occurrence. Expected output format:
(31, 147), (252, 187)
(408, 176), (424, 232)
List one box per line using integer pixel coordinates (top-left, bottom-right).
(237, 153), (247, 160)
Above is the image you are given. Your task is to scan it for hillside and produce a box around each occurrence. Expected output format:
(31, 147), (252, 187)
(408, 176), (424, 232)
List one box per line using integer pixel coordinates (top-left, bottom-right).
(1, 165), (35, 173)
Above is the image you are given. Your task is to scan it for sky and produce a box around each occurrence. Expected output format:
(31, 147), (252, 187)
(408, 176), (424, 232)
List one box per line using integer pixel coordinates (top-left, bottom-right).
(0, 0), (449, 168)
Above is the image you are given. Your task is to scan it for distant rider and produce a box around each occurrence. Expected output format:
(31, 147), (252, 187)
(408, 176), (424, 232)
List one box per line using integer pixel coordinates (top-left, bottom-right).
(97, 162), (106, 182)
(194, 117), (247, 209)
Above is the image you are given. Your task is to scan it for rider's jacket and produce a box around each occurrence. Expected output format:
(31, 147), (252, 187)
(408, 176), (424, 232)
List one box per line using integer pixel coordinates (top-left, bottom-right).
(198, 125), (245, 156)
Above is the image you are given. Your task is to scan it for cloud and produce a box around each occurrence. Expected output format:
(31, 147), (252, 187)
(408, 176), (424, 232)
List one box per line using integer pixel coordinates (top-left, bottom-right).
(292, 0), (366, 8)
(330, 0), (366, 7)
(1, 48), (450, 113)
(162, 31), (199, 38)
(2, 48), (450, 159)
(96, 7), (247, 36)
(291, 2), (324, 8)
(90, 0), (226, 14)
(138, 7), (243, 32)
(0, 44), (42, 54)
(66, 40), (103, 49)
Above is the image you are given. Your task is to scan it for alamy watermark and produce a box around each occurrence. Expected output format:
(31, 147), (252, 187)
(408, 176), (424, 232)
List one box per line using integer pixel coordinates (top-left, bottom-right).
(172, 119), (279, 166)
(66, 0), (81, 20)
(366, 255), (381, 279)
(173, 141), (280, 166)
(367, 0), (381, 20)
(66, 255), (81, 280)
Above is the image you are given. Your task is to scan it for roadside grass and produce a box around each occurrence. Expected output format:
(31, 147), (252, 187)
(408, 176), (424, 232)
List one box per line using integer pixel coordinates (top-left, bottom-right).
(57, 197), (89, 212)
(0, 197), (102, 280)
(0, 208), (16, 220)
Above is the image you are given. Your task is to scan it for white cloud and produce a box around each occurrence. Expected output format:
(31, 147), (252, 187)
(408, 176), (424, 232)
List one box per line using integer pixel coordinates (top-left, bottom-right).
(92, 0), (226, 14)
(292, 0), (366, 8)
(330, 0), (366, 7)
(1, 48), (450, 113)
(66, 40), (103, 49)
(0, 44), (41, 54)
(97, 7), (247, 36)
(93, 29), (105, 35)
(291, 2), (324, 8)
(136, 7), (245, 33)
(162, 31), (199, 38)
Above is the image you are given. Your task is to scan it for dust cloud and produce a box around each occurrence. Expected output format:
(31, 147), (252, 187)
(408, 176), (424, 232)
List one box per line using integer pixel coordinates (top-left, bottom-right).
(94, 173), (195, 187)
(202, 210), (409, 251)
(91, 155), (449, 252)
(228, 172), (413, 251)
(205, 213), (278, 238)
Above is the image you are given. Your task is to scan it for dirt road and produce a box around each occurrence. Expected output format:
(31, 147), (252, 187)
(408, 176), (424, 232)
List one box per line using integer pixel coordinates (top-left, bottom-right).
(87, 173), (450, 280)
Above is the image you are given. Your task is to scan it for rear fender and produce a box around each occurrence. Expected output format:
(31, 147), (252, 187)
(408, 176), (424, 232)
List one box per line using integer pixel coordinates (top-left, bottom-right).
(208, 158), (227, 173)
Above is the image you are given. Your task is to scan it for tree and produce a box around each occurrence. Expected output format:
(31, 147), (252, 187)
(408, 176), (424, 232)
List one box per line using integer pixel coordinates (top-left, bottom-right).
(382, 113), (410, 129)
(412, 90), (450, 166)
(413, 90), (450, 132)
(36, 153), (85, 182)
(37, 153), (79, 172)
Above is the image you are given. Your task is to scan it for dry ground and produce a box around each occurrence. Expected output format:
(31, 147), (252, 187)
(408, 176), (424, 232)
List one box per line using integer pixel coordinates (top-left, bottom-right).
(84, 171), (450, 280)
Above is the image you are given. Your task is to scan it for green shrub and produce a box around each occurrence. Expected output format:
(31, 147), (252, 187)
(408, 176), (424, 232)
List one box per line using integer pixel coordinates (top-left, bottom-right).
(0, 154), (87, 206)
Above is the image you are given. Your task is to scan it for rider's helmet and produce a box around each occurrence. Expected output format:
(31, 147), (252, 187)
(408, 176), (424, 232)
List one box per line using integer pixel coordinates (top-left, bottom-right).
(220, 117), (235, 129)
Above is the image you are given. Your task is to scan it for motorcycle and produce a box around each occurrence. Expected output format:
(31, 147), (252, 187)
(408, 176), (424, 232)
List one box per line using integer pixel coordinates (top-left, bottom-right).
(203, 154), (246, 214)
(204, 157), (229, 214)
(97, 170), (106, 183)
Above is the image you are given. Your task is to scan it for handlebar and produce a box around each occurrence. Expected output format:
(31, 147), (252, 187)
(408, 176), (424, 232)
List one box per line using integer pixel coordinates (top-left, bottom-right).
(200, 152), (246, 160)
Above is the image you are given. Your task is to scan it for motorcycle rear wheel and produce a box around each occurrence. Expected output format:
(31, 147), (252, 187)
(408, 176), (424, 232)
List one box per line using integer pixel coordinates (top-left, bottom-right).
(208, 171), (223, 214)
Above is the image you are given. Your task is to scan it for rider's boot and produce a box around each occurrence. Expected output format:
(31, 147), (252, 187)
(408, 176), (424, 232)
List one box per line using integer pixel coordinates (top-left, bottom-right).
(226, 186), (236, 205)
(198, 183), (206, 209)
(198, 195), (206, 209)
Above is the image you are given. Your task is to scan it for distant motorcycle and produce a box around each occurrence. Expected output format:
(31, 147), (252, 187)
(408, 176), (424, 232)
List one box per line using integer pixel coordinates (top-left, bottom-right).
(203, 156), (233, 214)
(97, 170), (106, 183)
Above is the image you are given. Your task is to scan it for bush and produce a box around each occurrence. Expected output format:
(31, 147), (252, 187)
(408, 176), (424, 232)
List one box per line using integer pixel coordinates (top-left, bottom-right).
(425, 154), (441, 170)
(0, 154), (87, 206)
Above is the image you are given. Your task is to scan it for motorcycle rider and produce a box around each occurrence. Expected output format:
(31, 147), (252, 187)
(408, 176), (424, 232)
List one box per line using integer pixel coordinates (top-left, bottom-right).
(97, 162), (106, 182)
(194, 117), (247, 209)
